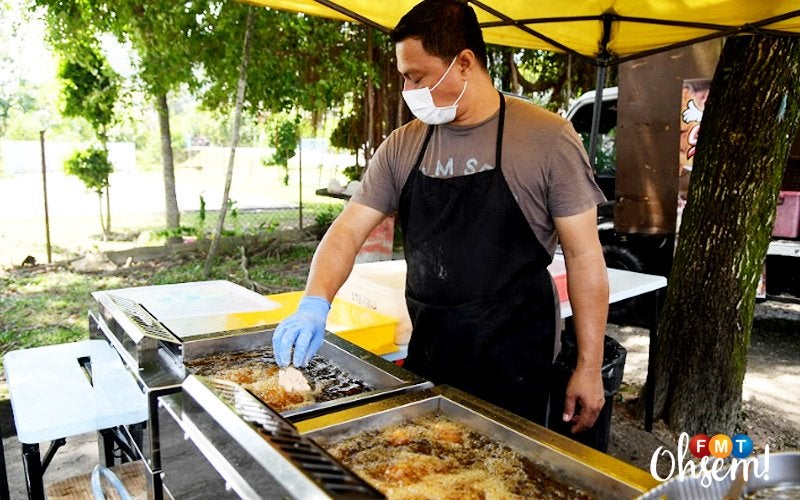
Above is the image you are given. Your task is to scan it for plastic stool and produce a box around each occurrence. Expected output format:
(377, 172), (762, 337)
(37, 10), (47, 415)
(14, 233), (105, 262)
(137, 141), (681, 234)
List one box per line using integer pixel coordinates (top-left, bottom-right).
(4, 340), (147, 499)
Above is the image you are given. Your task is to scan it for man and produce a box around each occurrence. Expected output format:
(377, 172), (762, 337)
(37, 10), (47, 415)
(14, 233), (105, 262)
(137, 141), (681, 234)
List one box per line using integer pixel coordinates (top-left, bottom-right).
(274, 0), (609, 433)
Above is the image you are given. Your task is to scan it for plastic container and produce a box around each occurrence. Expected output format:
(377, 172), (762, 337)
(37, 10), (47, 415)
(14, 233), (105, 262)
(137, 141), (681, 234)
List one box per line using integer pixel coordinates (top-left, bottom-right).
(336, 259), (412, 345)
(547, 258), (569, 302)
(773, 191), (800, 238)
(239, 291), (399, 356)
(326, 298), (399, 356)
(356, 216), (395, 263)
(548, 334), (627, 453)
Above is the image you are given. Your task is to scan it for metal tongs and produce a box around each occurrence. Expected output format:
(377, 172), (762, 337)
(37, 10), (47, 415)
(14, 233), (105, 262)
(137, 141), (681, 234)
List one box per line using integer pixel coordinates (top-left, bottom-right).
(278, 366), (311, 393)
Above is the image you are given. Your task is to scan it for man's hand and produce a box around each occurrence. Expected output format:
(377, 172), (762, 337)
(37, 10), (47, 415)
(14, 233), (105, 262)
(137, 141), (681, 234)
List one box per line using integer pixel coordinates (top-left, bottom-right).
(272, 296), (331, 367)
(562, 365), (606, 433)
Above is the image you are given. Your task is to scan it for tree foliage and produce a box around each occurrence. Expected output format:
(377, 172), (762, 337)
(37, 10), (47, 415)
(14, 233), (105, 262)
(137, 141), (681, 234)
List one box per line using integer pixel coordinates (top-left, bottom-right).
(32, 0), (205, 97)
(197, 6), (373, 118)
(0, 5), (38, 137)
(54, 38), (118, 236)
(33, 0), (213, 234)
(268, 114), (300, 185)
(487, 46), (603, 111)
(57, 41), (119, 143)
(64, 146), (114, 237)
(330, 111), (363, 157)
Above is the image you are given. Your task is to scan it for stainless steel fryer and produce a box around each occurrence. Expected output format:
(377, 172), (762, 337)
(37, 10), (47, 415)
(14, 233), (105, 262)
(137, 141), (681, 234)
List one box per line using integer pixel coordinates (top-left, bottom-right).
(88, 280), (430, 499)
(296, 386), (659, 499)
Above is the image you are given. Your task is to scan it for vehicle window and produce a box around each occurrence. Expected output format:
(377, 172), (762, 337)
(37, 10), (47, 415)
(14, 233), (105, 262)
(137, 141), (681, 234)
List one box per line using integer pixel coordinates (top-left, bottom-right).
(579, 128), (616, 176)
(570, 100), (618, 176)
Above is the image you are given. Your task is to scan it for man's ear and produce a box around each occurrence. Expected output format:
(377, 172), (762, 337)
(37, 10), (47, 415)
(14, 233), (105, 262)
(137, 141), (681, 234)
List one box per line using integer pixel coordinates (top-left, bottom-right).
(457, 49), (478, 77)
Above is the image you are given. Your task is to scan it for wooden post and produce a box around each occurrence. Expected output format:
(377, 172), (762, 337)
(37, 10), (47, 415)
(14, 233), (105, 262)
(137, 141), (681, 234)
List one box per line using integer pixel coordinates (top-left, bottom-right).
(40, 130), (52, 264)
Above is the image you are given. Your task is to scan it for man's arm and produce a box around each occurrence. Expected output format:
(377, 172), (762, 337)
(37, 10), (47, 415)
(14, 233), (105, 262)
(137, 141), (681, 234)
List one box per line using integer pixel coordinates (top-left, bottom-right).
(305, 201), (388, 301)
(272, 201), (387, 367)
(553, 206), (609, 433)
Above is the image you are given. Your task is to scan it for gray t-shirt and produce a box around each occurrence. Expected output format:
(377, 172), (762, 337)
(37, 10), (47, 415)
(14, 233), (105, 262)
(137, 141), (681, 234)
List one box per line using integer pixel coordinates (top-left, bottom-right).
(351, 95), (605, 256)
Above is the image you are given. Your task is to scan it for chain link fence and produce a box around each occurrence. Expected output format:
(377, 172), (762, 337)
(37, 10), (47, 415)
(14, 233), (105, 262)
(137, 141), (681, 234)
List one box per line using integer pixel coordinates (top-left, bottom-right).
(179, 202), (344, 238)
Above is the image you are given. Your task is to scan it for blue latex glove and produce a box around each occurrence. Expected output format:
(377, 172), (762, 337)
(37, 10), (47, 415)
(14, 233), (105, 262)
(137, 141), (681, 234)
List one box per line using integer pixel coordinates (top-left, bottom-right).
(272, 296), (331, 367)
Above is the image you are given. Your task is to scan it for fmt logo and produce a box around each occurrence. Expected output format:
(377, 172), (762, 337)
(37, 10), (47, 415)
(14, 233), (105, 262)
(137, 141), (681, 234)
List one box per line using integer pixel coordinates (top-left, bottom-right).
(651, 432), (768, 488)
(688, 433), (754, 459)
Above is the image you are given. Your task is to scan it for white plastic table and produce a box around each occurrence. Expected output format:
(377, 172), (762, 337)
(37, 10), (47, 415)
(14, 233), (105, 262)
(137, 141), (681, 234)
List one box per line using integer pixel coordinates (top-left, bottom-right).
(4, 340), (147, 499)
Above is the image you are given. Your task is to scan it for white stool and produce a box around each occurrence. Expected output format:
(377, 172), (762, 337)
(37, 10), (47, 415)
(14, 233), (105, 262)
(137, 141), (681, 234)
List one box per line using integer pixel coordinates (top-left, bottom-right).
(4, 340), (147, 499)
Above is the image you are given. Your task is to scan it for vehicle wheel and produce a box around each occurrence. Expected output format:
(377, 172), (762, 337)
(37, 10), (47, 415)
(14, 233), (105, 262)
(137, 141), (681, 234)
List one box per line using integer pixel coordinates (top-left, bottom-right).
(602, 245), (647, 326)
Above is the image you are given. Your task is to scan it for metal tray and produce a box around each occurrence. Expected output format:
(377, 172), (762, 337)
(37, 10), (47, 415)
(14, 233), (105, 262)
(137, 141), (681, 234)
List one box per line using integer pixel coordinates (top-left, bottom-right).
(297, 386), (658, 499)
(180, 330), (432, 421)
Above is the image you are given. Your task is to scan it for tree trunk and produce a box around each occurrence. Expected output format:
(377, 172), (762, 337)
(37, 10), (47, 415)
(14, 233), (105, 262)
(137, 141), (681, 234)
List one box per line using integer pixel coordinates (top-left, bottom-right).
(651, 35), (800, 434)
(156, 93), (181, 239)
(105, 183), (111, 236)
(365, 26), (374, 166)
(101, 134), (111, 236)
(97, 191), (107, 240)
(204, 6), (255, 278)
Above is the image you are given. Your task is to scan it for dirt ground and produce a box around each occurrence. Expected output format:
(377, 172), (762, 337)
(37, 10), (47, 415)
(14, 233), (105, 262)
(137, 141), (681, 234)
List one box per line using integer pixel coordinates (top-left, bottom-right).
(605, 303), (800, 476)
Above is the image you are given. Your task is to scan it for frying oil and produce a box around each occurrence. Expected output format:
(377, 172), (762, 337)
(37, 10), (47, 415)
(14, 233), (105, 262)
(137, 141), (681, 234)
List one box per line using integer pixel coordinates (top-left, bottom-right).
(325, 414), (592, 500)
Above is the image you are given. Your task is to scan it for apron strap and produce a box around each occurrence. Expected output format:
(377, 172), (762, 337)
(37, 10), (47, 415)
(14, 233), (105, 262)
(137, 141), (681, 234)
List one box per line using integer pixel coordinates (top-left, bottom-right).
(413, 125), (435, 171)
(496, 92), (505, 170)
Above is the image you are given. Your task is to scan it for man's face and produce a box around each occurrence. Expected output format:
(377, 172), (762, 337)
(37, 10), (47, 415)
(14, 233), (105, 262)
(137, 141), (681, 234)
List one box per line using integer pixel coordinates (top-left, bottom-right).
(396, 37), (463, 107)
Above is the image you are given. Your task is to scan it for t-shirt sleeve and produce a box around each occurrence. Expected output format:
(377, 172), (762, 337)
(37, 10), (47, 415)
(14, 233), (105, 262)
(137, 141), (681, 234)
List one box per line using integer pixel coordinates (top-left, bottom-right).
(351, 121), (426, 215)
(547, 122), (607, 218)
(350, 134), (399, 215)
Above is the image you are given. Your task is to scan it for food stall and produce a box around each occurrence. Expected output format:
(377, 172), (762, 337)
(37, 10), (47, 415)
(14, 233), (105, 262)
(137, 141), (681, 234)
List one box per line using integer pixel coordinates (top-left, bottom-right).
(72, 279), (661, 499)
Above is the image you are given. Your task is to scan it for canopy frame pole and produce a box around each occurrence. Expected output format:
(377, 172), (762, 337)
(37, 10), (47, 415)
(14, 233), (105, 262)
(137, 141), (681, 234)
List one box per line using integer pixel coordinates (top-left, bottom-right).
(588, 14), (614, 170)
(588, 65), (606, 170)
(310, 0), (389, 32)
(469, 0), (586, 59)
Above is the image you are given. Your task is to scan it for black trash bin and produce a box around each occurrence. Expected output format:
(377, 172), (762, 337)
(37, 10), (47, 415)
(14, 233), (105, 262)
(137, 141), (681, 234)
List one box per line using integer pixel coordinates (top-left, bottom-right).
(547, 333), (627, 453)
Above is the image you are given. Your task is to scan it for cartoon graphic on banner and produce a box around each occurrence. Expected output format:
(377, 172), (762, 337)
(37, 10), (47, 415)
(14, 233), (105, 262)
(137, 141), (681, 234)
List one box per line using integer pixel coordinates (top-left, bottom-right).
(680, 79), (767, 297)
(678, 79), (711, 225)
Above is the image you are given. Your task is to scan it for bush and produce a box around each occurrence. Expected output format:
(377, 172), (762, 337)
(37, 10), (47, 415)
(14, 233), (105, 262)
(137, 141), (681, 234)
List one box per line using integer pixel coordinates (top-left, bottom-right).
(63, 147), (112, 194)
(311, 203), (344, 239)
(342, 164), (365, 182)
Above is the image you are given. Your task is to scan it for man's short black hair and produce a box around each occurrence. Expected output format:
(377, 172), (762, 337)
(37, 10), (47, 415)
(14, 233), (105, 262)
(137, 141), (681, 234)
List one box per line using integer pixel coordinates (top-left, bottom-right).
(391, 0), (487, 69)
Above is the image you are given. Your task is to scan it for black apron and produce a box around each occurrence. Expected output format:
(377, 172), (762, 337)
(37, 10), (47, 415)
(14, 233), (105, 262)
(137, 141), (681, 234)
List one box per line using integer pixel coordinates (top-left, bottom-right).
(397, 93), (558, 424)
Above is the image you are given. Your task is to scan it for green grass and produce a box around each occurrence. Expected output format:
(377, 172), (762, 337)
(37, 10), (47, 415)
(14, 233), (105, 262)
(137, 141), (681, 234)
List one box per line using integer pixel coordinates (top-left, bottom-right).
(0, 272), (127, 354)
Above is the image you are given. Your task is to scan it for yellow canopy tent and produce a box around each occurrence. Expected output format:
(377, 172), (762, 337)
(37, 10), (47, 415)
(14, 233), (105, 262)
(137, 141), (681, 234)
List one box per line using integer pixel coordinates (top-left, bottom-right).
(241, 0), (800, 63)
(242, 1), (800, 161)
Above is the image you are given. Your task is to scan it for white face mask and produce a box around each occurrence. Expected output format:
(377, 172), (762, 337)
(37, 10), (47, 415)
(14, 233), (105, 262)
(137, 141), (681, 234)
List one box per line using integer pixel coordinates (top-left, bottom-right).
(402, 56), (467, 125)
